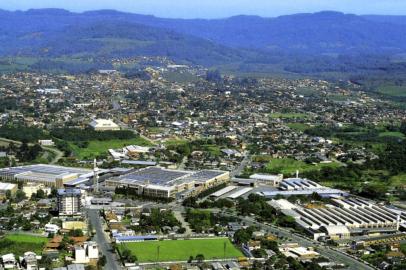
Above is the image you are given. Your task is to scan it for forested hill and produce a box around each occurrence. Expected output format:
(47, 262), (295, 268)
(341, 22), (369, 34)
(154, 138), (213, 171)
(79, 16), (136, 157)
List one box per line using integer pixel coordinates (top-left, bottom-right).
(2, 9), (406, 76)
(3, 9), (406, 55)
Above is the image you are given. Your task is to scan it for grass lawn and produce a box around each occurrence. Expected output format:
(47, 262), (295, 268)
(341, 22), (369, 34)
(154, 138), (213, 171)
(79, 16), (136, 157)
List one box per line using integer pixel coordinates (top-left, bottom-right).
(286, 123), (310, 131)
(270, 112), (309, 119)
(266, 158), (341, 176)
(70, 137), (152, 159)
(119, 238), (243, 262)
(378, 131), (406, 139)
(202, 144), (221, 156)
(390, 174), (406, 189)
(164, 139), (189, 147)
(0, 234), (48, 256)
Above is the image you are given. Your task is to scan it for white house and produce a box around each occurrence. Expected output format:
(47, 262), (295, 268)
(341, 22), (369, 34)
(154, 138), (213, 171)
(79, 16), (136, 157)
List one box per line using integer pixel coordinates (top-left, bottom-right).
(38, 139), (55, 146)
(45, 223), (60, 234)
(2, 253), (16, 269)
(74, 241), (99, 263)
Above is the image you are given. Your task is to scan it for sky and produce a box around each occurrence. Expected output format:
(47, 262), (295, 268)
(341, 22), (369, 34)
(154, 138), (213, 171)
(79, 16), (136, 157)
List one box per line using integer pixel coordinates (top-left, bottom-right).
(1, 0), (406, 18)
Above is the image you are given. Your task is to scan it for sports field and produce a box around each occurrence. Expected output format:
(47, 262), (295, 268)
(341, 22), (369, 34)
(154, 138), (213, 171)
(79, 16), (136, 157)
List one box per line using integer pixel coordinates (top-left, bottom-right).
(265, 158), (341, 175)
(119, 238), (243, 262)
(0, 234), (48, 256)
(70, 137), (152, 159)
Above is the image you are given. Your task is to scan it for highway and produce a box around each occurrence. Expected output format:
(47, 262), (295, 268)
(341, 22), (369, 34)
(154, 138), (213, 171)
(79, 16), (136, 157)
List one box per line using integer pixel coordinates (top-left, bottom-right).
(87, 209), (122, 270)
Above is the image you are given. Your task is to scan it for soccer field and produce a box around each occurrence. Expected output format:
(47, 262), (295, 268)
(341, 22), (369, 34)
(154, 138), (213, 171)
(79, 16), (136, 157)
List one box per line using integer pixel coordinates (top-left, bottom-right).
(119, 238), (243, 262)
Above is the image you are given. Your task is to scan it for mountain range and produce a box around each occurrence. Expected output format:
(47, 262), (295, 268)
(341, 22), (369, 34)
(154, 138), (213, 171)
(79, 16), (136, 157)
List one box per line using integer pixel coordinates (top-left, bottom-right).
(2, 9), (406, 74)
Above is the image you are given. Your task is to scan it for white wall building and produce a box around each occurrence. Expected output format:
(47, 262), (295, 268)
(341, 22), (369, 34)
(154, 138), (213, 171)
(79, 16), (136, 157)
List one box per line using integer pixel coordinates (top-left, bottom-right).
(45, 223), (60, 234)
(89, 119), (120, 131)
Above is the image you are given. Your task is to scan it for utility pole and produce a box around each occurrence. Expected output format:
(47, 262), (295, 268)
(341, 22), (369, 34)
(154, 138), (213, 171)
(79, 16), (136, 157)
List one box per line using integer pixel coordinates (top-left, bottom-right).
(93, 158), (99, 193)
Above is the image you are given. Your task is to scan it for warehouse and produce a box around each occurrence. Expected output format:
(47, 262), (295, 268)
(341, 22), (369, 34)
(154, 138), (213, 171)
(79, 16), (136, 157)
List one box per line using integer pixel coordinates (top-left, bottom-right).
(105, 167), (229, 198)
(210, 186), (237, 198)
(0, 182), (17, 199)
(0, 164), (93, 188)
(227, 187), (253, 199)
(249, 173), (283, 187)
(279, 178), (322, 190)
(257, 188), (348, 198)
(269, 198), (406, 240)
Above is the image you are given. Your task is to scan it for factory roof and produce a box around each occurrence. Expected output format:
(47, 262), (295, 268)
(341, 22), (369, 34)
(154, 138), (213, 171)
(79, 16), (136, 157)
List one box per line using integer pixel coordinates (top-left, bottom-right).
(321, 225), (350, 235)
(116, 167), (227, 187)
(57, 189), (81, 196)
(280, 178), (322, 190)
(0, 182), (17, 190)
(250, 173), (283, 181)
(0, 164), (93, 184)
(257, 188), (348, 197)
(227, 187), (253, 199)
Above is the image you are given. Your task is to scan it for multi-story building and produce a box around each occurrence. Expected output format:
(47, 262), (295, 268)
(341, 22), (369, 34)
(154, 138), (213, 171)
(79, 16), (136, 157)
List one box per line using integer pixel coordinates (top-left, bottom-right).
(57, 189), (81, 216)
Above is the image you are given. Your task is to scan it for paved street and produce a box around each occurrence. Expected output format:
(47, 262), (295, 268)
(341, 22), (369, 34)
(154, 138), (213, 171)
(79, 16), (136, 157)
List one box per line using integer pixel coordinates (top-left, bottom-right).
(231, 152), (251, 177)
(237, 215), (375, 270)
(0, 137), (63, 164)
(88, 209), (122, 270)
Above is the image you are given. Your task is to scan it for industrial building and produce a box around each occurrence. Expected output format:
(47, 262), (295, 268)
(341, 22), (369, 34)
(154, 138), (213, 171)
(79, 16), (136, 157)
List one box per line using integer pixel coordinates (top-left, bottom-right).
(269, 198), (406, 240)
(89, 119), (120, 131)
(57, 189), (82, 216)
(279, 178), (322, 190)
(257, 177), (348, 198)
(249, 173), (283, 187)
(105, 166), (229, 198)
(227, 187), (253, 199)
(0, 182), (17, 199)
(0, 164), (94, 188)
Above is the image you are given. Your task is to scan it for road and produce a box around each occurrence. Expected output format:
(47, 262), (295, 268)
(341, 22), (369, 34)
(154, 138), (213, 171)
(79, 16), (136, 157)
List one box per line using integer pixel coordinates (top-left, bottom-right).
(87, 209), (122, 270)
(0, 137), (64, 164)
(231, 151), (250, 177)
(237, 215), (375, 270)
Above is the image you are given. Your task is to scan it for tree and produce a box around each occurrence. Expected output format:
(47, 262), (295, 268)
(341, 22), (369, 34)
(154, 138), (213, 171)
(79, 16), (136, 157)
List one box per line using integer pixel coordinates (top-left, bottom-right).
(69, 229), (84, 237)
(14, 190), (26, 203)
(233, 228), (252, 244)
(121, 249), (131, 259)
(97, 255), (106, 269)
(128, 255), (137, 263)
(206, 69), (222, 82)
(5, 190), (12, 200)
(195, 254), (205, 263)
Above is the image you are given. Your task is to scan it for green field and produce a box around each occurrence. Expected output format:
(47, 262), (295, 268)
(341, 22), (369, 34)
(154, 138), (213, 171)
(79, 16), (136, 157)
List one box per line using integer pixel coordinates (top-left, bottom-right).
(389, 174), (406, 188)
(164, 139), (189, 146)
(266, 158), (341, 176)
(119, 238), (243, 262)
(270, 112), (309, 119)
(286, 123), (310, 131)
(0, 234), (48, 256)
(70, 137), (152, 159)
(378, 131), (406, 139)
(378, 85), (406, 97)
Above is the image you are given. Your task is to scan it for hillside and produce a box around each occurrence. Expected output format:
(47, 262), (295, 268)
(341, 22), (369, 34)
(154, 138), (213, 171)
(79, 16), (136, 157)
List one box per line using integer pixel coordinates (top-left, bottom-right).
(1, 9), (406, 77)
